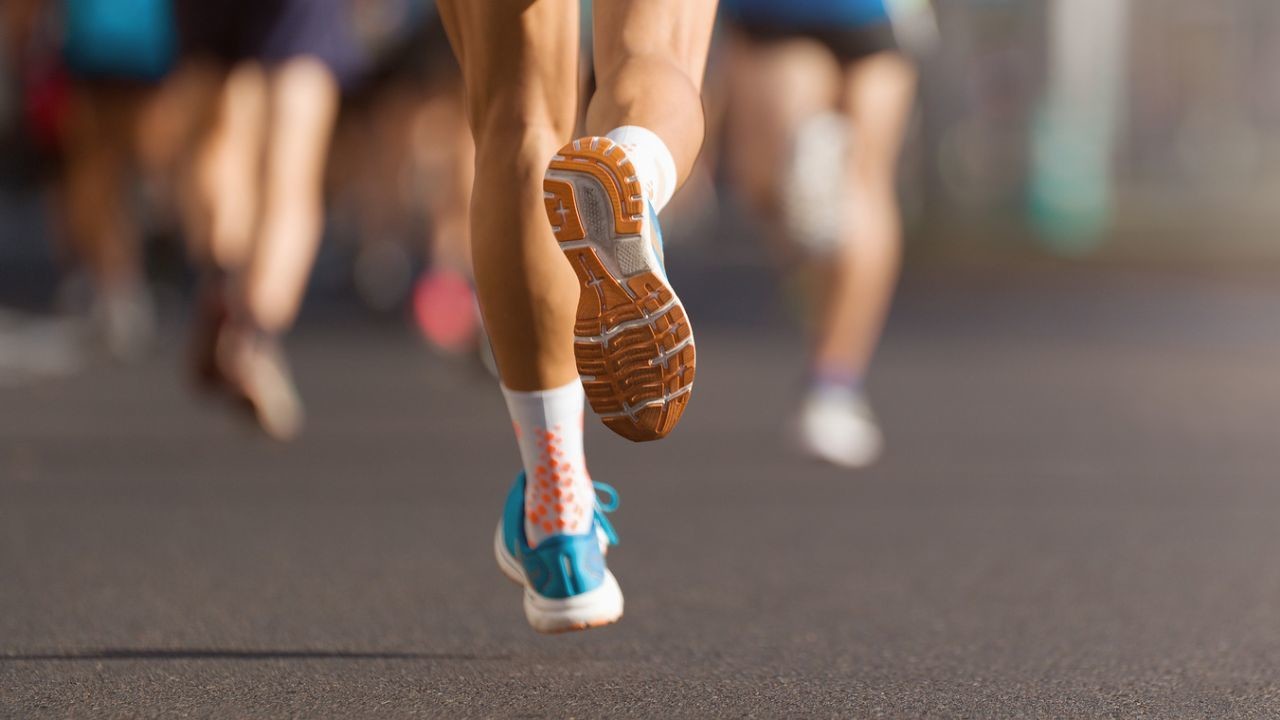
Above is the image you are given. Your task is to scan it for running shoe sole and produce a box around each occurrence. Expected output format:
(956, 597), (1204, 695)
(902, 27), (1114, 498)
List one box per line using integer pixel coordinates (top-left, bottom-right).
(543, 137), (695, 442)
(493, 524), (624, 634)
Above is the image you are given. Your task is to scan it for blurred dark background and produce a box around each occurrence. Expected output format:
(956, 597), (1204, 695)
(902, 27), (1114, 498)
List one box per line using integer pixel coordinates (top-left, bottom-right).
(3, 1), (1280, 315)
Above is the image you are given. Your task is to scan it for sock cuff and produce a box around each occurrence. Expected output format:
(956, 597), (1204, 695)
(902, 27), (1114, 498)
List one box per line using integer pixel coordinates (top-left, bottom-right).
(499, 377), (583, 401)
(810, 367), (863, 393)
(605, 125), (678, 212)
(501, 377), (585, 429)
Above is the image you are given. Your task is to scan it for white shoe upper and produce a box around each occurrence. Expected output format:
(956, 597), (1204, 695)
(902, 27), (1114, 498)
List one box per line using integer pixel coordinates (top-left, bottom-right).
(797, 388), (884, 469)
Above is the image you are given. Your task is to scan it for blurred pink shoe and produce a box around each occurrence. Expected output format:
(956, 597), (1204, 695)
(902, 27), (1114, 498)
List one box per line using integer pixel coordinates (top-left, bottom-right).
(413, 268), (479, 356)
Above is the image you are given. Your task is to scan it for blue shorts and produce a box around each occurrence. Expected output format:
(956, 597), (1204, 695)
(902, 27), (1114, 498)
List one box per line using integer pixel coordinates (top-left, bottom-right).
(62, 0), (178, 81)
(722, 0), (892, 28)
(722, 0), (899, 63)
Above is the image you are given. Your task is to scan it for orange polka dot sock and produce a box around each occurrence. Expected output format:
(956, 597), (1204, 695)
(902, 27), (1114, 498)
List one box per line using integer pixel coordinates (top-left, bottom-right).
(501, 378), (595, 547)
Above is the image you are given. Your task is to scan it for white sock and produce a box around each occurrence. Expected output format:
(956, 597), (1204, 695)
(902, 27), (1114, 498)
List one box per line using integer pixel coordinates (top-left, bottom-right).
(502, 378), (595, 546)
(605, 125), (678, 213)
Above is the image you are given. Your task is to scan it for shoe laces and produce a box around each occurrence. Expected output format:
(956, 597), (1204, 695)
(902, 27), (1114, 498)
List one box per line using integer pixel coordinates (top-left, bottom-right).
(592, 482), (620, 546)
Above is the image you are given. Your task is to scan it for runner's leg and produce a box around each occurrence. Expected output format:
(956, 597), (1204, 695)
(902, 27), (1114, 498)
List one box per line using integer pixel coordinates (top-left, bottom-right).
(440, 0), (626, 634)
(814, 52), (915, 378)
(437, 0), (581, 392)
(242, 58), (339, 333)
(588, 0), (718, 192)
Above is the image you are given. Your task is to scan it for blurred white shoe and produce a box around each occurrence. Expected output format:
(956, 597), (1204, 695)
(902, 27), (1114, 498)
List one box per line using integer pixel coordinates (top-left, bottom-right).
(217, 323), (305, 443)
(93, 283), (157, 363)
(796, 387), (884, 469)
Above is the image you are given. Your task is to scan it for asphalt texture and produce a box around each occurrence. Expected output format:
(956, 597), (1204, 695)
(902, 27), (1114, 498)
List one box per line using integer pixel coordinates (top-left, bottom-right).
(4, 265), (1280, 718)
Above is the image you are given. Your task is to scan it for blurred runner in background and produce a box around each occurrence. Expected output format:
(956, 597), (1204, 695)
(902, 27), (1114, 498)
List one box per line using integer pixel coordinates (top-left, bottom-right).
(722, 0), (931, 468)
(5, 0), (183, 361)
(178, 0), (357, 441)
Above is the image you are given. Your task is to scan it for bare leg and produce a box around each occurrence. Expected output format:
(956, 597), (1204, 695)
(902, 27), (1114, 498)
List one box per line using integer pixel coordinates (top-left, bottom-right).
(61, 83), (145, 295)
(190, 62), (267, 272)
(60, 82), (158, 360)
(437, 0), (580, 391)
(180, 61), (259, 395)
(443, 0), (717, 632)
(588, 0), (718, 185)
(524, 0), (714, 440)
(722, 35), (841, 234)
(242, 58), (339, 332)
(813, 53), (916, 378)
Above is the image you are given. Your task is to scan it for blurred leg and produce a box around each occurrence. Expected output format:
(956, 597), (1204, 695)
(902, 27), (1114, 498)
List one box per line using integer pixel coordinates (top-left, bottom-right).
(182, 57), (336, 441)
(178, 61), (251, 392)
(61, 83), (142, 293)
(813, 52), (916, 379)
(167, 60), (234, 265)
(722, 35), (841, 229)
(242, 58), (339, 332)
(191, 62), (267, 272)
(196, 57), (339, 442)
(437, 0), (580, 391)
(588, 0), (718, 186)
(132, 64), (211, 224)
(60, 82), (158, 360)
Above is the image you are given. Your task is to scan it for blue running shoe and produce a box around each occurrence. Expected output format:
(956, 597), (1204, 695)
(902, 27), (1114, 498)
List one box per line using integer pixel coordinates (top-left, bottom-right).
(493, 473), (623, 633)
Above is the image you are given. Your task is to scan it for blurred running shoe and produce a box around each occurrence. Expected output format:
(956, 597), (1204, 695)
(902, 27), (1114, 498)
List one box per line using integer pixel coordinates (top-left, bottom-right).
(797, 386), (884, 468)
(494, 473), (623, 633)
(218, 324), (305, 442)
(189, 271), (304, 442)
(189, 271), (230, 393)
(93, 282), (157, 363)
(412, 267), (479, 356)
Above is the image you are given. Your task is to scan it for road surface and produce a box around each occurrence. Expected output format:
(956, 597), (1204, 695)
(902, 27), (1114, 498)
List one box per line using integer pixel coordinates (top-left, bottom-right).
(3, 265), (1280, 717)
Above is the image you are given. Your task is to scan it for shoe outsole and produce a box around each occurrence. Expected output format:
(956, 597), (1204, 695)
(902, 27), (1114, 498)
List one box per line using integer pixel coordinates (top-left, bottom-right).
(543, 137), (695, 442)
(493, 524), (623, 634)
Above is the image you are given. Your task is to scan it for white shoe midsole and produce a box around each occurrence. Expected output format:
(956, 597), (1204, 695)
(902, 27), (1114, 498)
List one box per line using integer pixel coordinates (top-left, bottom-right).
(493, 523), (624, 631)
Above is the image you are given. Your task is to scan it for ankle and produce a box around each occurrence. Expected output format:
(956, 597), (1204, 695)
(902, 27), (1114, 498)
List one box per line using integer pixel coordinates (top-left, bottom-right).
(604, 125), (677, 213)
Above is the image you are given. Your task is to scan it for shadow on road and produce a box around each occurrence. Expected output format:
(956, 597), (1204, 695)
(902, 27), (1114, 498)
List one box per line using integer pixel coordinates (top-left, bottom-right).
(1, 649), (506, 662)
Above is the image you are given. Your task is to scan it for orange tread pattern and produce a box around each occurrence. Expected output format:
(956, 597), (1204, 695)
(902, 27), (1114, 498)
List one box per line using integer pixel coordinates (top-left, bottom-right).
(543, 138), (695, 442)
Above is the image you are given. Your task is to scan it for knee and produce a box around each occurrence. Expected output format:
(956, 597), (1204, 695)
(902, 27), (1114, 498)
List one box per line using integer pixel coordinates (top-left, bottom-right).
(467, 93), (575, 171)
(595, 53), (701, 109)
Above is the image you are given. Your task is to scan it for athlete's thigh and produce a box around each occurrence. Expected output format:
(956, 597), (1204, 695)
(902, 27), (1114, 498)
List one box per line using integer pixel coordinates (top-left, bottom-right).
(724, 37), (840, 212)
(592, 0), (719, 90)
(843, 53), (916, 178)
(435, 0), (579, 126)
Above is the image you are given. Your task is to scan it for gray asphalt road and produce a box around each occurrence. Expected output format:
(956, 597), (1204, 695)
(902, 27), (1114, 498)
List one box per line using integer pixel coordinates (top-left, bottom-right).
(3, 266), (1280, 718)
